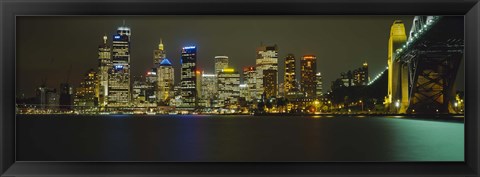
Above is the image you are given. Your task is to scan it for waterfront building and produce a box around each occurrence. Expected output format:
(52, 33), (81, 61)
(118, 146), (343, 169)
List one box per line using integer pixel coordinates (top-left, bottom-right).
(353, 62), (369, 86)
(74, 69), (98, 108)
(300, 55), (317, 98)
(284, 54), (296, 96)
(108, 24), (131, 107)
(255, 44), (278, 100)
(157, 58), (174, 104)
(214, 56), (229, 75)
(200, 72), (217, 108)
(179, 46), (198, 110)
(217, 68), (240, 109)
(36, 85), (58, 110)
(263, 69), (277, 99)
(97, 35), (111, 108)
(316, 72), (323, 97)
(243, 66), (257, 101)
(145, 68), (158, 104)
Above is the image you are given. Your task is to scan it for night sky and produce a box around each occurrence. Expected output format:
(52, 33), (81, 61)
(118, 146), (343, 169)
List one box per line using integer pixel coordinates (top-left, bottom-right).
(16, 16), (465, 97)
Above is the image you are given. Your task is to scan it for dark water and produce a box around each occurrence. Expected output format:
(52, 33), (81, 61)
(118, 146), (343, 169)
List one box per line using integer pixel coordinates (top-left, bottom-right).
(16, 115), (464, 162)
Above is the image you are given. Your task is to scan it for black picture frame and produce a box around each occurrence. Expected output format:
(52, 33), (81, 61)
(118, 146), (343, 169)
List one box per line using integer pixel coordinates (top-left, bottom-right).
(1, 0), (479, 176)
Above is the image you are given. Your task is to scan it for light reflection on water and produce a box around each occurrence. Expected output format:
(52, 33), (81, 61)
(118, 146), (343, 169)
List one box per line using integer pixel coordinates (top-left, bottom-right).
(16, 115), (464, 162)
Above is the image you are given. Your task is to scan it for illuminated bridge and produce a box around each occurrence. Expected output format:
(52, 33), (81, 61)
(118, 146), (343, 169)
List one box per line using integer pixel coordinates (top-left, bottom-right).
(386, 16), (464, 114)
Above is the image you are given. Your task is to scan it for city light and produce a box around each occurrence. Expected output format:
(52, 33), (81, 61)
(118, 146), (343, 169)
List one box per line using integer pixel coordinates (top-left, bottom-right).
(183, 46), (196, 49)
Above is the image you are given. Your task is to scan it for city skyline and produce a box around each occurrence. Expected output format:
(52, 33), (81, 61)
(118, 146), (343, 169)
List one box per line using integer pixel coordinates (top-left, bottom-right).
(17, 15), (458, 98)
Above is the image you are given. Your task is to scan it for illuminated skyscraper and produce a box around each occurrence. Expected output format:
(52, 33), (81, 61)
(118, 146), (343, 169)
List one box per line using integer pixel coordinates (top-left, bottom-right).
(214, 56), (229, 75)
(98, 35), (111, 108)
(284, 54), (296, 96)
(301, 55), (317, 98)
(243, 66), (257, 101)
(255, 44), (278, 99)
(157, 58), (174, 104)
(153, 38), (166, 68)
(316, 72), (323, 97)
(263, 69), (277, 99)
(217, 68), (240, 109)
(200, 72), (217, 107)
(145, 68), (158, 104)
(108, 24), (131, 107)
(179, 46), (197, 110)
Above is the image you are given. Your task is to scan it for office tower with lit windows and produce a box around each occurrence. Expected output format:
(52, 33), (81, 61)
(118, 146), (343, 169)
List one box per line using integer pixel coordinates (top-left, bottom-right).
(157, 58), (174, 104)
(301, 55), (317, 98)
(263, 69), (277, 99)
(145, 68), (158, 104)
(255, 44), (278, 100)
(74, 69), (98, 108)
(214, 56), (229, 75)
(153, 39), (166, 68)
(200, 72), (217, 107)
(108, 24), (131, 107)
(353, 62), (369, 86)
(243, 66), (257, 101)
(217, 68), (240, 109)
(284, 54), (296, 97)
(179, 46), (198, 110)
(316, 72), (323, 97)
(98, 35), (111, 108)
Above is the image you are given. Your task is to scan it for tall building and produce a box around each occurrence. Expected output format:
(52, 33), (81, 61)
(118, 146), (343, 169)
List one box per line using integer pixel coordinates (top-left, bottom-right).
(353, 62), (369, 86)
(97, 35), (111, 108)
(153, 38), (166, 68)
(300, 55), (317, 98)
(284, 54), (296, 97)
(74, 69), (98, 108)
(108, 24), (131, 107)
(36, 85), (58, 110)
(157, 58), (174, 104)
(200, 72), (217, 107)
(243, 66), (257, 101)
(316, 72), (323, 97)
(217, 68), (240, 109)
(214, 56), (229, 75)
(263, 69), (277, 99)
(255, 44), (278, 100)
(145, 68), (158, 104)
(179, 46), (197, 110)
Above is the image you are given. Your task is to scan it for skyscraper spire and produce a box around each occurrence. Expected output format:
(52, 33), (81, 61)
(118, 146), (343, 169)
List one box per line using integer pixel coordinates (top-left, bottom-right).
(159, 38), (164, 50)
(103, 34), (107, 44)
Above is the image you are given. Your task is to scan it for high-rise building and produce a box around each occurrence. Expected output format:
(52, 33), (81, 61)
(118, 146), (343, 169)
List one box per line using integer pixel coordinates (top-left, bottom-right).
(98, 35), (111, 108)
(300, 55), (317, 98)
(36, 85), (58, 110)
(157, 58), (174, 104)
(214, 56), (229, 75)
(255, 44), (278, 99)
(284, 54), (296, 97)
(316, 72), (323, 97)
(153, 38), (166, 68)
(243, 66), (257, 101)
(108, 24), (131, 107)
(179, 46), (197, 110)
(74, 69), (98, 108)
(263, 69), (277, 99)
(145, 68), (158, 104)
(200, 72), (217, 107)
(353, 62), (369, 86)
(217, 68), (240, 109)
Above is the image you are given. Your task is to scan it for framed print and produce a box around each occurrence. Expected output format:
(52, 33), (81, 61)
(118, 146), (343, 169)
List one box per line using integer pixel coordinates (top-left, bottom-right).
(1, 0), (479, 176)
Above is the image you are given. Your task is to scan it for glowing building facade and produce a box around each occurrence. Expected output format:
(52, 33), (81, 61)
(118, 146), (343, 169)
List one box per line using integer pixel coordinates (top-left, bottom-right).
(263, 69), (277, 99)
(108, 25), (131, 107)
(316, 72), (323, 97)
(255, 44), (278, 100)
(214, 56), (229, 75)
(98, 35), (111, 108)
(284, 54), (296, 97)
(243, 66), (257, 101)
(300, 55), (317, 98)
(217, 68), (240, 109)
(157, 58), (174, 104)
(179, 46), (197, 110)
